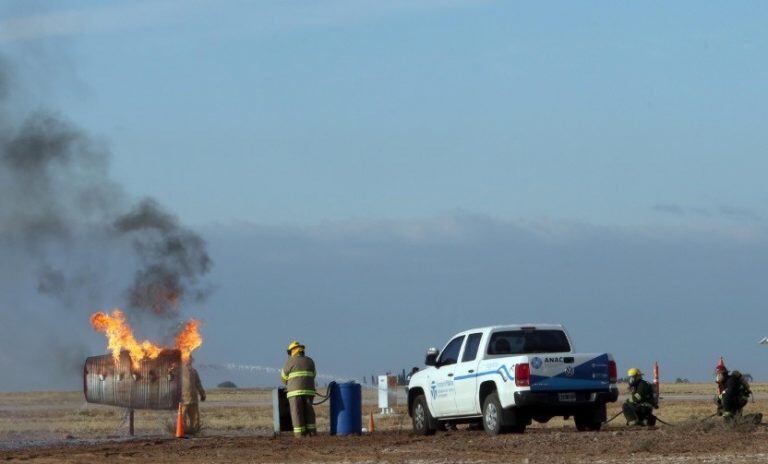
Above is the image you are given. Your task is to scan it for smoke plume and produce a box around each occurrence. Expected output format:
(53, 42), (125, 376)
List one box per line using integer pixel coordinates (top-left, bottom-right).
(0, 57), (212, 318)
(115, 199), (212, 316)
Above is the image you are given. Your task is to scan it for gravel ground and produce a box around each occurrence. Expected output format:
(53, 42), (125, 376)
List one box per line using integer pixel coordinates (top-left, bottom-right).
(3, 425), (768, 463)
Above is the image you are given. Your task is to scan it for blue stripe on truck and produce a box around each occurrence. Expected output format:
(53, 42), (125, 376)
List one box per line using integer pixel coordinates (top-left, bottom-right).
(453, 353), (611, 391)
(531, 353), (611, 391)
(454, 365), (515, 382)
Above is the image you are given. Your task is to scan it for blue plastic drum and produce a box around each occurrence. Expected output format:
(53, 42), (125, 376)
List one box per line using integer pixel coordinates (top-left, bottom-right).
(329, 381), (362, 436)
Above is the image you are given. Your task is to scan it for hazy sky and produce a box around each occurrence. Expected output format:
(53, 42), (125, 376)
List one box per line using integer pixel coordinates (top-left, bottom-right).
(1, 1), (767, 390)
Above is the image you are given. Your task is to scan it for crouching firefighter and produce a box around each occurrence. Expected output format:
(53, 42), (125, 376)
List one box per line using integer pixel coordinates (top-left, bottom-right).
(715, 364), (753, 422)
(622, 368), (658, 426)
(281, 341), (317, 437)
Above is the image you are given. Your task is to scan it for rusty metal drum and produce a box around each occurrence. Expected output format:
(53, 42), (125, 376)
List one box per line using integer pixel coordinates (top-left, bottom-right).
(83, 350), (182, 410)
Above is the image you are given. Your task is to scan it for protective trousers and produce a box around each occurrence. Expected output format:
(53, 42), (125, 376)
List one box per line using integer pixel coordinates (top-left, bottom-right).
(289, 395), (316, 436)
(622, 402), (655, 426)
(183, 403), (201, 434)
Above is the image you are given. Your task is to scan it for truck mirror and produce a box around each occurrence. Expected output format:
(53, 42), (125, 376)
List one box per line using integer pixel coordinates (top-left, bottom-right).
(425, 347), (439, 367)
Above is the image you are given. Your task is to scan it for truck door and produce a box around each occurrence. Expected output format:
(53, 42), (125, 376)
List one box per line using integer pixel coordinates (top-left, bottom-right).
(428, 335), (464, 417)
(454, 332), (483, 415)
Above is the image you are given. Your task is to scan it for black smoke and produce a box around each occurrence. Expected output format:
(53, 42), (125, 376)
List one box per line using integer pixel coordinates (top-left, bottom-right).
(0, 58), (212, 318)
(115, 199), (212, 316)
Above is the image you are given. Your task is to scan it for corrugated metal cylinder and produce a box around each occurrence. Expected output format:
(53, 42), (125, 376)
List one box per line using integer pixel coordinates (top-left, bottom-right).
(83, 350), (182, 410)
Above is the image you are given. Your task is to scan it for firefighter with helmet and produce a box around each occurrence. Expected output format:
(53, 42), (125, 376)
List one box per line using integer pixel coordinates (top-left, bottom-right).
(715, 363), (752, 421)
(622, 368), (658, 426)
(181, 356), (206, 434)
(281, 341), (317, 437)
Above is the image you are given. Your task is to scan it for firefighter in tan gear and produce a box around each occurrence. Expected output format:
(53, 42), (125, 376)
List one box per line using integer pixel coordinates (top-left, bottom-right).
(281, 341), (317, 437)
(181, 356), (206, 434)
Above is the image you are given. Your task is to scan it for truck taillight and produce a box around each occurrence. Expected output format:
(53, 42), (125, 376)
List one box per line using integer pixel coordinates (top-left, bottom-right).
(608, 360), (617, 384)
(515, 363), (530, 387)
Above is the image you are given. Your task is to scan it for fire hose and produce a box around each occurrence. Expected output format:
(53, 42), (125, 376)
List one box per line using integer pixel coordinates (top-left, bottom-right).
(313, 381), (337, 405)
(604, 410), (674, 426)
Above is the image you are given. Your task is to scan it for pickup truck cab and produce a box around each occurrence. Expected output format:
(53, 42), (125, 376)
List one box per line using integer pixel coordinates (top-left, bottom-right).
(407, 324), (618, 435)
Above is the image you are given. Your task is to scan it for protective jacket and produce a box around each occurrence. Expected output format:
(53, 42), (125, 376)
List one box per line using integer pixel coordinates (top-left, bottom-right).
(281, 354), (316, 398)
(718, 371), (750, 414)
(182, 365), (206, 404)
(627, 379), (657, 408)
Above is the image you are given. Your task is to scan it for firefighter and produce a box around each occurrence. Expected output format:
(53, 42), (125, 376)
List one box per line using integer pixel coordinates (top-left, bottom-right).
(715, 364), (752, 422)
(281, 341), (317, 437)
(182, 356), (206, 434)
(622, 368), (658, 426)
(405, 367), (419, 384)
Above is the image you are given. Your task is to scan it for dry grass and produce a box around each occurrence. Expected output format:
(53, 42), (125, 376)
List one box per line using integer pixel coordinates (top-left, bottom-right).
(0, 388), (409, 441)
(0, 384), (764, 442)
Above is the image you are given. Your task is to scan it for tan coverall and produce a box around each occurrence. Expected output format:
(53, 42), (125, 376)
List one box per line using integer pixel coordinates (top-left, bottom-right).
(182, 365), (206, 434)
(281, 354), (316, 436)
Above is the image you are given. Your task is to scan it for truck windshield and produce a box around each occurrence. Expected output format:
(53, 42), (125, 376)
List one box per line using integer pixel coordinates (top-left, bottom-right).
(487, 330), (571, 355)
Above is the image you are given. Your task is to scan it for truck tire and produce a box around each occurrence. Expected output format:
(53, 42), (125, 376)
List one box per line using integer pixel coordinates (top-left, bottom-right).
(504, 424), (527, 434)
(482, 392), (504, 436)
(574, 408), (603, 432)
(411, 395), (437, 436)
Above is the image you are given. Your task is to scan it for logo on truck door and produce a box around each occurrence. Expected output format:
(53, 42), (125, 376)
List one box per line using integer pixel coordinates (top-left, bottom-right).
(429, 379), (455, 400)
(531, 357), (543, 369)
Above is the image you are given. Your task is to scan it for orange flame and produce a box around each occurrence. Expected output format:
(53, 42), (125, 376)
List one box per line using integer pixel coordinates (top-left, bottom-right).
(175, 319), (202, 363)
(90, 309), (202, 369)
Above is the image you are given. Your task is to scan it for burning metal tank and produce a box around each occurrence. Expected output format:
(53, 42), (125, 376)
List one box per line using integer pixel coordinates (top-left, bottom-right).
(84, 349), (182, 410)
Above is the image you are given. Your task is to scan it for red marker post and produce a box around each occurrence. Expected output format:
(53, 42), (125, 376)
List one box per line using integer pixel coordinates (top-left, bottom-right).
(716, 357), (726, 395)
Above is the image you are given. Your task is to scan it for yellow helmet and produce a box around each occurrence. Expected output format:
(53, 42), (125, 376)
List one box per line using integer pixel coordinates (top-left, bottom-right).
(286, 340), (305, 355)
(627, 367), (642, 377)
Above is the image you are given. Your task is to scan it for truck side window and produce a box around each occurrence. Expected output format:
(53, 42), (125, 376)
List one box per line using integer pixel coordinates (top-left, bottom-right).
(437, 336), (465, 366)
(461, 333), (483, 362)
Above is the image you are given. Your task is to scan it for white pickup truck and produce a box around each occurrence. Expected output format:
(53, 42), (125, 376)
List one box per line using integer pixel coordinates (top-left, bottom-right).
(407, 324), (618, 435)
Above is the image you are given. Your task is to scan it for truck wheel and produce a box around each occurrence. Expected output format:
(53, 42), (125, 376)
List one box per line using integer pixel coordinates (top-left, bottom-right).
(482, 392), (504, 436)
(411, 395), (436, 436)
(504, 424), (526, 434)
(574, 413), (602, 432)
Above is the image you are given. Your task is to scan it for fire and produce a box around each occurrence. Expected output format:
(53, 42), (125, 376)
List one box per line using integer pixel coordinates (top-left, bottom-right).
(90, 309), (202, 369)
(175, 319), (202, 362)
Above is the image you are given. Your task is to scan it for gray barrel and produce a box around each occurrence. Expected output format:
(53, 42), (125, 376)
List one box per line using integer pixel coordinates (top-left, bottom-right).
(83, 350), (182, 410)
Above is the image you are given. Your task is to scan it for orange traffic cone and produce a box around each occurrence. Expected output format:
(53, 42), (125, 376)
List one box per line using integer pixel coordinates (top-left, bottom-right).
(175, 403), (185, 438)
(368, 411), (375, 434)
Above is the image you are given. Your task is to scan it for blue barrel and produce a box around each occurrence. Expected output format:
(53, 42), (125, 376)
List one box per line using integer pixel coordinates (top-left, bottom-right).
(329, 381), (362, 436)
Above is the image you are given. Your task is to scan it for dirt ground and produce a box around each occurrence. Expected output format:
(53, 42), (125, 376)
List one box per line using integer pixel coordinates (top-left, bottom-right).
(2, 384), (768, 463)
(3, 426), (768, 463)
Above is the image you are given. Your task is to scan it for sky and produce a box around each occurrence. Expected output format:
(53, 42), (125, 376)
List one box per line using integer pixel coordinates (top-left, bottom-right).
(0, 1), (767, 390)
